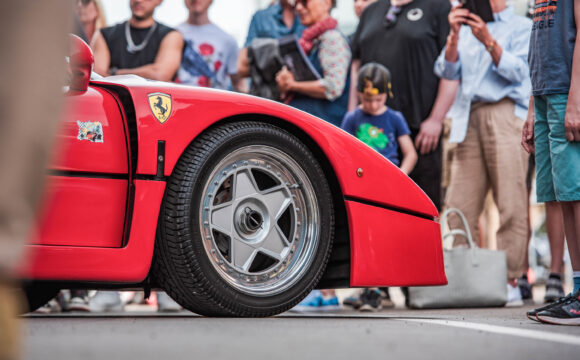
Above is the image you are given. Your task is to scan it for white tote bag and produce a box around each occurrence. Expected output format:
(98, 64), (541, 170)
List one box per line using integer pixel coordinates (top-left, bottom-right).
(408, 208), (507, 309)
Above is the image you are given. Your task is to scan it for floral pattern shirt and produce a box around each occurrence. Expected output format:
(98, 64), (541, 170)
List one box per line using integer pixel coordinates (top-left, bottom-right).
(317, 29), (351, 101)
(177, 23), (238, 89)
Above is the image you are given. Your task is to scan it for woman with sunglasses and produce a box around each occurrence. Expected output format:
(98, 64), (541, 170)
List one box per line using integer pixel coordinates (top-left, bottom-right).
(275, 0), (351, 127)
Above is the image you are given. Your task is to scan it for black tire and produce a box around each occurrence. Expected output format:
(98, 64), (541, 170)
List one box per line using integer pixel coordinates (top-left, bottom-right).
(22, 282), (59, 313)
(153, 122), (334, 317)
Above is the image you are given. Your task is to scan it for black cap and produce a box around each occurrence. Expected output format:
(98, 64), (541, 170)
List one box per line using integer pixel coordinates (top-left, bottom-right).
(357, 62), (393, 98)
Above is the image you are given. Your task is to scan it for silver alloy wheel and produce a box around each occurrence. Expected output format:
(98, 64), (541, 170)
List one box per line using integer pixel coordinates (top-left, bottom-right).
(199, 145), (320, 297)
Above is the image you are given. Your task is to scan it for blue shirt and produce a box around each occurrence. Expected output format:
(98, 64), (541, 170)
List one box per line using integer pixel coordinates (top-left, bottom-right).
(341, 107), (410, 166)
(434, 7), (532, 143)
(244, 2), (305, 47)
(529, 0), (576, 95)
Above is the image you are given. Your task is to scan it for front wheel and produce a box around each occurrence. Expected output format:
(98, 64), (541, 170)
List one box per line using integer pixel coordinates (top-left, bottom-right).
(153, 122), (334, 316)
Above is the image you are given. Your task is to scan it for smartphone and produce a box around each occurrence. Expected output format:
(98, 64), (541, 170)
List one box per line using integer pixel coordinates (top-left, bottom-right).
(459, 0), (494, 23)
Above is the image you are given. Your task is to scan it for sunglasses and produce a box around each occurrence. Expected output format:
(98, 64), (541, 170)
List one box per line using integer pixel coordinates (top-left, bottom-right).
(383, 5), (401, 28)
(79, 0), (93, 5)
(288, 0), (309, 8)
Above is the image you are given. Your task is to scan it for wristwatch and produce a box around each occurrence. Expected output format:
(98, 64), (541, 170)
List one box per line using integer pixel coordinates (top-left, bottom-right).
(486, 39), (497, 53)
(109, 67), (118, 76)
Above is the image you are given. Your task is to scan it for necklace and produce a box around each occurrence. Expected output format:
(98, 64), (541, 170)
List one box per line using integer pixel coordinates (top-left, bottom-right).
(125, 21), (158, 54)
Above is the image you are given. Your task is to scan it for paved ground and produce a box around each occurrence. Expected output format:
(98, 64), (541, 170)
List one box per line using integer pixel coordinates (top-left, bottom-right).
(23, 299), (580, 360)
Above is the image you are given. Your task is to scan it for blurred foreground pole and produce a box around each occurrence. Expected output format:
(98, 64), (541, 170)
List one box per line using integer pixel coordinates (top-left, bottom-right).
(0, 1), (71, 359)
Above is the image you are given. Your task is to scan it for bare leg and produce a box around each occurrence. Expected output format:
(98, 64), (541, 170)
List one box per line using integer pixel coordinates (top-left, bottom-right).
(560, 201), (580, 273)
(545, 201), (565, 274)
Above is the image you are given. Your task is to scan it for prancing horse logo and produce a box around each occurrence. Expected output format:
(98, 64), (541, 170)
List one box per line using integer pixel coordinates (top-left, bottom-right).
(148, 92), (173, 124)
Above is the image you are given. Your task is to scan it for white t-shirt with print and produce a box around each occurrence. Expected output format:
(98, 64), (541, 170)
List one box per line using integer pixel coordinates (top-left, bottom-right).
(177, 23), (239, 89)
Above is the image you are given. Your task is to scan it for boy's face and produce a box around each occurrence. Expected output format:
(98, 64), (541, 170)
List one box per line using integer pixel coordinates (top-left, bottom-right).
(185, 0), (212, 15)
(359, 92), (387, 116)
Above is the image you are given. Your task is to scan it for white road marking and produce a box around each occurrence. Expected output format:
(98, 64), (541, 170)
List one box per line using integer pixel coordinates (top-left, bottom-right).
(398, 318), (580, 346)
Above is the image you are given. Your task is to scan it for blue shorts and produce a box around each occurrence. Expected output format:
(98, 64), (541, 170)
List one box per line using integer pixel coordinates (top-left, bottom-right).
(534, 94), (580, 202)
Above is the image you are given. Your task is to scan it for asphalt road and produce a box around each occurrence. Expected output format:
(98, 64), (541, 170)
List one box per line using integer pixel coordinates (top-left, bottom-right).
(23, 305), (580, 360)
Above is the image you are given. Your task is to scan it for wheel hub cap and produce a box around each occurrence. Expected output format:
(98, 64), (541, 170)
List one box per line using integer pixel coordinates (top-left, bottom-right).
(240, 207), (263, 233)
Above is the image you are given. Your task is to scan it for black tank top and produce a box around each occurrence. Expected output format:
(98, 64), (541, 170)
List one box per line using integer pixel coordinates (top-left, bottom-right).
(101, 21), (175, 70)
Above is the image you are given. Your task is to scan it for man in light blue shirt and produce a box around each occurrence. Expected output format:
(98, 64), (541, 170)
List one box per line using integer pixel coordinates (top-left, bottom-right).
(244, 0), (305, 47)
(237, 1), (305, 79)
(434, 0), (532, 306)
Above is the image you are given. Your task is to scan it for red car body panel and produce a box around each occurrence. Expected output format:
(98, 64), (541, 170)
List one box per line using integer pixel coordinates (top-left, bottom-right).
(31, 177), (127, 248)
(53, 86), (129, 174)
(21, 180), (164, 281)
(346, 201), (446, 287)
(19, 68), (446, 286)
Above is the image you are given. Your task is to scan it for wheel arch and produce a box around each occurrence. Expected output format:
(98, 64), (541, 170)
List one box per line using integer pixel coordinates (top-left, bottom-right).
(161, 113), (351, 289)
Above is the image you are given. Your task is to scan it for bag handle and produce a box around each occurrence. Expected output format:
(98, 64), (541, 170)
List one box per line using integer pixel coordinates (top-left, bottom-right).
(440, 208), (479, 266)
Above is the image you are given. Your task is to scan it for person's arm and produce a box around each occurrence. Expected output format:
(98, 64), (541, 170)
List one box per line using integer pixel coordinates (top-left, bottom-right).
(276, 66), (327, 98)
(277, 32), (351, 100)
(238, 12), (260, 79)
(91, 30), (110, 76)
(464, 13), (502, 66)
(227, 39), (247, 93)
(290, 80), (328, 98)
(237, 48), (251, 78)
(115, 31), (183, 81)
(398, 134), (418, 175)
(445, 5), (468, 63)
(434, 4), (465, 80)
(348, 8), (365, 112)
(565, 0), (580, 142)
(348, 59), (361, 111)
(522, 96), (535, 153)
(414, 79), (459, 154)
(465, 14), (530, 84)
(231, 73), (248, 93)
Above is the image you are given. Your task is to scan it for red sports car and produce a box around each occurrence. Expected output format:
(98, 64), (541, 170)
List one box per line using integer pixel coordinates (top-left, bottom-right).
(18, 36), (446, 317)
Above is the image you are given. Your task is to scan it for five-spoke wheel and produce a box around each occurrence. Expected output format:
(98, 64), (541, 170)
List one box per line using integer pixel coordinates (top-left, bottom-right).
(153, 122), (334, 317)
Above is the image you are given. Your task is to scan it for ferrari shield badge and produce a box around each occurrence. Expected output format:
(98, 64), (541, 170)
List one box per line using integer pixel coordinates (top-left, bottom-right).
(148, 92), (172, 124)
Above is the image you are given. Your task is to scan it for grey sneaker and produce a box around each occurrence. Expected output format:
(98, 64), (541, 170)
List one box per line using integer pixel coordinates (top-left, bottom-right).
(156, 292), (181, 312)
(89, 291), (124, 312)
(544, 277), (565, 303)
(67, 296), (90, 312)
(342, 290), (363, 309)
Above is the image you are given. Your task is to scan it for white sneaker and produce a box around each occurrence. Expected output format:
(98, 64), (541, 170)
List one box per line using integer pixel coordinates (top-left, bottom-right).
(506, 284), (524, 307)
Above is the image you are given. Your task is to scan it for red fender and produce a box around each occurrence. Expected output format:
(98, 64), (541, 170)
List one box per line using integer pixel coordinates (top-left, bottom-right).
(95, 77), (437, 218)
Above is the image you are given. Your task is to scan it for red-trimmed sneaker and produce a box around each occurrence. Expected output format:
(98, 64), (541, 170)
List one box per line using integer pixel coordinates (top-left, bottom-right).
(526, 293), (574, 322)
(536, 290), (580, 325)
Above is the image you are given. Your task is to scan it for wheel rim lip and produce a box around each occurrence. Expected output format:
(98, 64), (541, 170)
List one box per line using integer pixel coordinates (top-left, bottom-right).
(198, 145), (320, 297)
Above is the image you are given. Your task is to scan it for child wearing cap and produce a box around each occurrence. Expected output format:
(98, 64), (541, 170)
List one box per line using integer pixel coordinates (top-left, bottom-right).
(341, 62), (417, 174)
(340, 62), (417, 312)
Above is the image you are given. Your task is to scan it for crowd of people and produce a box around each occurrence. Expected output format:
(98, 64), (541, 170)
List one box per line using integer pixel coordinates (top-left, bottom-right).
(32, 0), (580, 326)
